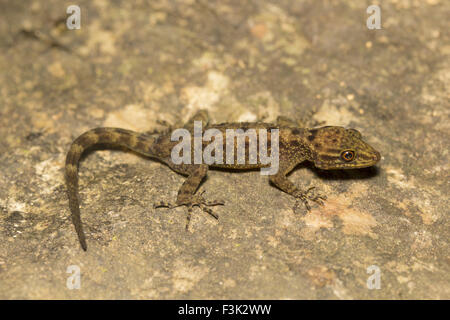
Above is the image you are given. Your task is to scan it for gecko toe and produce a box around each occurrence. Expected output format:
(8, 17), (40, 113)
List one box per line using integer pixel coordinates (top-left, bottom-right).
(293, 198), (309, 214)
(204, 199), (225, 206)
(292, 187), (327, 213)
(201, 205), (219, 219)
(311, 193), (327, 206)
(156, 193), (223, 230)
(154, 201), (174, 209)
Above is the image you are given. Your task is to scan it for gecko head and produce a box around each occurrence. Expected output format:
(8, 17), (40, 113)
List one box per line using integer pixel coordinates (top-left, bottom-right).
(308, 126), (381, 170)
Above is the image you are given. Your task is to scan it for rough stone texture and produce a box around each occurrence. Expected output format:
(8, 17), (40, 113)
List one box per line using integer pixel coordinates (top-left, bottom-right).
(0, 0), (448, 299)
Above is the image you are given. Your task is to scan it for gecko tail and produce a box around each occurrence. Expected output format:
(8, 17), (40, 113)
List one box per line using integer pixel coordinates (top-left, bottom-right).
(65, 127), (158, 251)
(66, 146), (88, 251)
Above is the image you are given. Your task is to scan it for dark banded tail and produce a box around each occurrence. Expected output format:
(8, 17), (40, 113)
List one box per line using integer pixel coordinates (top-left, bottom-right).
(65, 127), (158, 251)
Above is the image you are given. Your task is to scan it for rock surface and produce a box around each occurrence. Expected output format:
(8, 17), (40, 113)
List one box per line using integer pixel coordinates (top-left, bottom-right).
(0, 0), (448, 299)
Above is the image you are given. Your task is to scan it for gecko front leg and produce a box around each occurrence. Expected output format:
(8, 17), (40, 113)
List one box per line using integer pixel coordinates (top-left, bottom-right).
(154, 163), (224, 229)
(269, 157), (326, 213)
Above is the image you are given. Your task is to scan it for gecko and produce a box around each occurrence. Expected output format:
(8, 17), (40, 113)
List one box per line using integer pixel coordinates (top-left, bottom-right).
(66, 110), (381, 251)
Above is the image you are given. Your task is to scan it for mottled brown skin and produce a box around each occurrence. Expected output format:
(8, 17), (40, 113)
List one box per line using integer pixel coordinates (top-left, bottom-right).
(66, 110), (380, 250)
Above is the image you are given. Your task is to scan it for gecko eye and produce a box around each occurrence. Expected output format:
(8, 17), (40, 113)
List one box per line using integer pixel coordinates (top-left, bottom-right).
(341, 150), (355, 162)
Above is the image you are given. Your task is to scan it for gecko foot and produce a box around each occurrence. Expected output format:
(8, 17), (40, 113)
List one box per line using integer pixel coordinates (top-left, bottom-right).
(293, 187), (327, 214)
(154, 191), (224, 230)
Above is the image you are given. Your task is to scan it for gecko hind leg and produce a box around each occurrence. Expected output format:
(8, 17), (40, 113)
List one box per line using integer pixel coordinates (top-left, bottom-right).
(154, 164), (224, 229)
(154, 191), (224, 229)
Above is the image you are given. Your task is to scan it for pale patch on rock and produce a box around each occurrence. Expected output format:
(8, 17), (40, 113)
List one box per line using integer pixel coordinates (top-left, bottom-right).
(248, 3), (310, 57)
(397, 275), (411, 284)
(313, 100), (357, 127)
(47, 62), (65, 78)
(306, 265), (336, 287)
(386, 167), (416, 189)
(331, 278), (352, 299)
(89, 107), (105, 119)
(149, 11), (167, 25)
(222, 278), (236, 289)
(392, 191), (439, 225)
(248, 264), (267, 281)
(181, 71), (230, 120)
(207, 71), (230, 92)
(31, 112), (53, 131)
(411, 258), (437, 272)
(35, 156), (65, 194)
(411, 230), (433, 253)
(34, 221), (49, 231)
(274, 208), (295, 229)
(414, 199), (439, 225)
(237, 111), (257, 122)
(79, 21), (116, 56)
(250, 23), (267, 39)
(419, 64), (449, 131)
(385, 261), (410, 275)
(103, 104), (160, 132)
(302, 185), (378, 238)
(266, 235), (279, 248)
(301, 209), (334, 233)
(5, 198), (27, 213)
(192, 51), (220, 70)
(172, 259), (209, 293)
(337, 204), (378, 238)
(138, 81), (173, 102)
(246, 91), (280, 122)
(396, 199), (413, 217)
